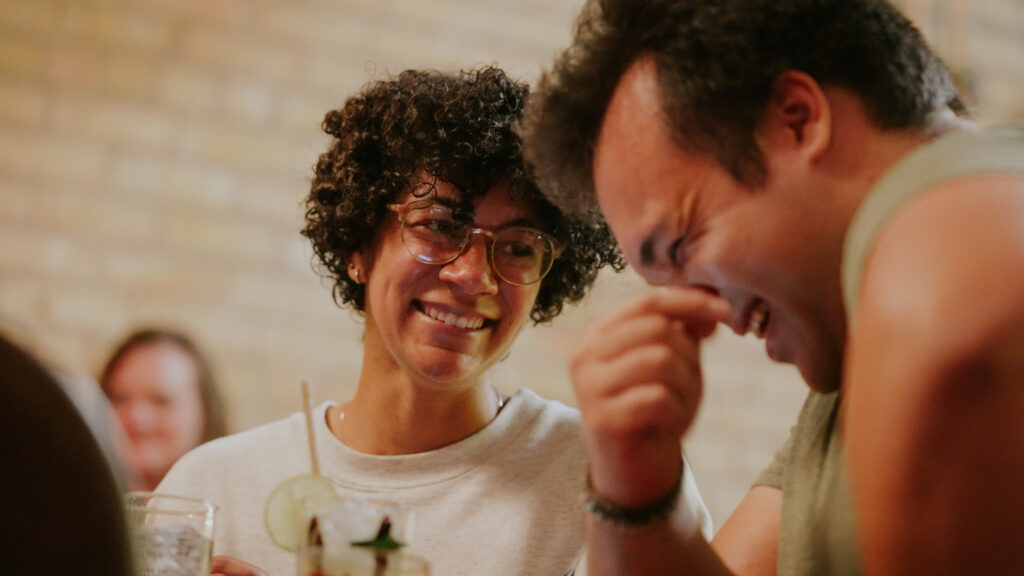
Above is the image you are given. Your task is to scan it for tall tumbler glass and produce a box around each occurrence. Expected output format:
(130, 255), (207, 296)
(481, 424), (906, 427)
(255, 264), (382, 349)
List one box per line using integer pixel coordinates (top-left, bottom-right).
(297, 497), (430, 575)
(125, 492), (217, 576)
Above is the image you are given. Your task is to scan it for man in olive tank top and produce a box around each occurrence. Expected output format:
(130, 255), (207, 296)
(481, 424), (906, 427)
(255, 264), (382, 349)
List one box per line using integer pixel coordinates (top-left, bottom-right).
(521, 1), (1024, 575)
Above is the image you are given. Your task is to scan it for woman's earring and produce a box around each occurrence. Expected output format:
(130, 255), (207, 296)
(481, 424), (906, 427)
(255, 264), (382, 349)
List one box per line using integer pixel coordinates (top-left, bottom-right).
(348, 263), (363, 284)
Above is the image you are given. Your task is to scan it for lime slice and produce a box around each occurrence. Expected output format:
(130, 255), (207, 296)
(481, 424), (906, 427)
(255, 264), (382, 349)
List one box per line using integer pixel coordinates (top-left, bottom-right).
(264, 474), (341, 551)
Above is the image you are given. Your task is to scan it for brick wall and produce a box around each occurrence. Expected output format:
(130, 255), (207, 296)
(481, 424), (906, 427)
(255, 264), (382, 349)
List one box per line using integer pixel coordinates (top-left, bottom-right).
(1, 0), (1020, 528)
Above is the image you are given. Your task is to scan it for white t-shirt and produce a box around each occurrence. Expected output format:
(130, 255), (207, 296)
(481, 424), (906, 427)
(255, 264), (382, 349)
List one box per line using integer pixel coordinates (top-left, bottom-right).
(158, 387), (712, 575)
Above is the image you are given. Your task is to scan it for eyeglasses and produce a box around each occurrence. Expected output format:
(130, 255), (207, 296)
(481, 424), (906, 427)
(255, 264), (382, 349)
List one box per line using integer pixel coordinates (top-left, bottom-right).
(387, 199), (564, 286)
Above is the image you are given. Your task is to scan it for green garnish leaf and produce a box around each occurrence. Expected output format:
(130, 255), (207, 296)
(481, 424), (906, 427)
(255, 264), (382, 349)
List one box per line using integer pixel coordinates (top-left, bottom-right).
(350, 516), (404, 550)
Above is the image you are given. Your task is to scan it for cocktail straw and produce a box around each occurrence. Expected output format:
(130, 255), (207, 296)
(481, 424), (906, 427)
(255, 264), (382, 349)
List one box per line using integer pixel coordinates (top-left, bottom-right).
(301, 380), (321, 476)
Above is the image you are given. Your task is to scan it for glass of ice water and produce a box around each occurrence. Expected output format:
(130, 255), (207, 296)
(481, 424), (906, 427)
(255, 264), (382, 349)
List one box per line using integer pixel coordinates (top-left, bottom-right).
(125, 492), (217, 576)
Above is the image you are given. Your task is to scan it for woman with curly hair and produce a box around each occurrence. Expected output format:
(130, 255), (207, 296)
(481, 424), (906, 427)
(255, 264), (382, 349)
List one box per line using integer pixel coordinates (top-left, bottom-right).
(157, 65), (709, 575)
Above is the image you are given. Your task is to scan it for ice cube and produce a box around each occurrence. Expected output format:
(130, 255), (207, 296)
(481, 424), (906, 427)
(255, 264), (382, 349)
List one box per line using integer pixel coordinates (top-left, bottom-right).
(135, 524), (211, 576)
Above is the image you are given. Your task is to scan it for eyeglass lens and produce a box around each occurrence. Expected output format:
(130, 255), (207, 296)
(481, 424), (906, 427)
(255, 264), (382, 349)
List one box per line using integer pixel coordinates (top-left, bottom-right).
(399, 205), (555, 284)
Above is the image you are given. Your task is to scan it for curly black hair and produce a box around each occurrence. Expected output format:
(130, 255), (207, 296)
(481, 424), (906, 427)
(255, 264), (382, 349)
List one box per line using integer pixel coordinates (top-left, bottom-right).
(522, 0), (967, 215)
(302, 66), (625, 323)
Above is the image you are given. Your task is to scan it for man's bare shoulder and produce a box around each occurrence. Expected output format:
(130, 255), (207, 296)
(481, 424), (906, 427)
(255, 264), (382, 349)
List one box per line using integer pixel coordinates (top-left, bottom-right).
(854, 173), (1024, 372)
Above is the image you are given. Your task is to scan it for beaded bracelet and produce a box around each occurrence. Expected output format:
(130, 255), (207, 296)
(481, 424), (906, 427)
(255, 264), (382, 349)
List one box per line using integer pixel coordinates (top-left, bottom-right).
(582, 462), (682, 528)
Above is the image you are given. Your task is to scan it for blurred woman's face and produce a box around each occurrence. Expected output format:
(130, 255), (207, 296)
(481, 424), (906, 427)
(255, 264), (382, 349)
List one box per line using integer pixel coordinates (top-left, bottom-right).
(106, 341), (206, 488)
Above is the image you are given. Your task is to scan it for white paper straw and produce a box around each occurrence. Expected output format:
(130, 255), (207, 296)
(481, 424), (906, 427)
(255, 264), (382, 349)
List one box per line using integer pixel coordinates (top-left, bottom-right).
(301, 380), (320, 476)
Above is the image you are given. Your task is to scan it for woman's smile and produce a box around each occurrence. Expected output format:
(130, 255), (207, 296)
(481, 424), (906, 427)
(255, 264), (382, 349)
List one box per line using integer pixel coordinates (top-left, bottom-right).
(418, 301), (493, 331)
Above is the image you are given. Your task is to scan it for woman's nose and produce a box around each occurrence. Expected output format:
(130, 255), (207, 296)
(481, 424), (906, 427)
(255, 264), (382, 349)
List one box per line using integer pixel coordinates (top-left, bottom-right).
(438, 236), (499, 294)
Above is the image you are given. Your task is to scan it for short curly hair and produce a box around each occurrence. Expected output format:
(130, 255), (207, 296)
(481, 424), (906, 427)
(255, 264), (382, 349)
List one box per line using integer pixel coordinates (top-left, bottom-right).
(522, 0), (967, 215)
(302, 66), (625, 324)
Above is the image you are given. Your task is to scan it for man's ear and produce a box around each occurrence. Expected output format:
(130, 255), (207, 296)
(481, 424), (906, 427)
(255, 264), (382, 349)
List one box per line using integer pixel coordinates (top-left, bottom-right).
(760, 70), (831, 163)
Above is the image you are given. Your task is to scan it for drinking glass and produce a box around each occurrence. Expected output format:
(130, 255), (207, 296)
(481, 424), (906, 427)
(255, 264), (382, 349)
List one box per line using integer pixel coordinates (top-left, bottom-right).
(297, 497), (429, 576)
(125, 492), (217, 576)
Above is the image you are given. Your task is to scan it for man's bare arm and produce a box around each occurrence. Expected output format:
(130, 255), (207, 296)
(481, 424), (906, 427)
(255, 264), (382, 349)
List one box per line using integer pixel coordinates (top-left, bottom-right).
(846, 175), (1024, 575)
(571, 289), (780, 575)
(580, 483), (780, 576)
(712, 486), (781, 576)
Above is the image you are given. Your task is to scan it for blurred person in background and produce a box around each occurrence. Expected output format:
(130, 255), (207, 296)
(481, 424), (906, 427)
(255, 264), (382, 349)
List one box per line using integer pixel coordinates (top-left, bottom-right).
(156, 65), (711, 576)
(1, 332), (133, 575)
(100, 328), (228, 491)
(0, 314), (136, 490)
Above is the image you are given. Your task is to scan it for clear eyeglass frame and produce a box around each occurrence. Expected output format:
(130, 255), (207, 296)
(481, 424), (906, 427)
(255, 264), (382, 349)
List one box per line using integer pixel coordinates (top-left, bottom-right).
(386, 196), (564, 286)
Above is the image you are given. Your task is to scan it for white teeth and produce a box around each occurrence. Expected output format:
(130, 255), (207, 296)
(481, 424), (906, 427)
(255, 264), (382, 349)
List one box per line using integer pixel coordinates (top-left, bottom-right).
(424, 306), (485, 330)
(750, 303), (768, 338)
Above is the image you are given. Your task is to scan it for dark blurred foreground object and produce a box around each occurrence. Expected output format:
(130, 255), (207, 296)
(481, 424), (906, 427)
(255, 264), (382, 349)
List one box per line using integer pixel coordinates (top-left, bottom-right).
(0, 335), (132, 575)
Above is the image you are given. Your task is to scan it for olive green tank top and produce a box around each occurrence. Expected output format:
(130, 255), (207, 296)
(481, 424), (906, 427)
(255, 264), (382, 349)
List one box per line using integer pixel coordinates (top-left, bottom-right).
(843, 128), (1024, 317)
(756, 128), (1024, 576)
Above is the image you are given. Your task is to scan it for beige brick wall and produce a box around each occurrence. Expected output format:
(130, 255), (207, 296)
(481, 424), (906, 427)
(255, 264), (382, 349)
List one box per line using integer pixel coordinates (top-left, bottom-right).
(1, 0), (1020, 528)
